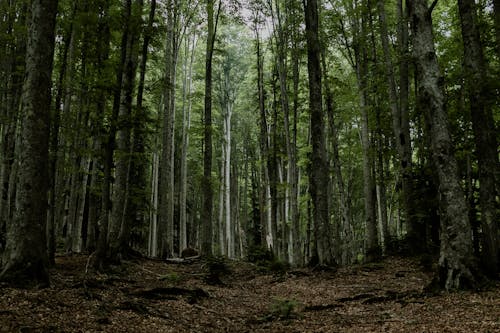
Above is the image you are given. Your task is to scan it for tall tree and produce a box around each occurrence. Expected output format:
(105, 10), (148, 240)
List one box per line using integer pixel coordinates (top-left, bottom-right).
(0, 0), (58, 286)
(94, 0), (131, 269)
(377, 0), (416, 251)
(201, 0), (220, 256)
(409, 0), (475, 290)
(109, 0), (143, 260)
(458, 0), (499, 276)
(303, 0), (335, 266)
(350, 0), (380, 262)
(0, 1), (27, 256)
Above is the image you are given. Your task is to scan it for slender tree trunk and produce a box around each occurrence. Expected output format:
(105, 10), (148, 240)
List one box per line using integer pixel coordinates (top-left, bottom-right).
(179, 32), (195, 252)
(224, 103), (233, 258)
(94, 0), (128, 270)
(271, 0), (300, 264)
(494, 0), (500, 59)
(109, 0), (142, 260)
(352, 5), (380, 262)
(0, 4), (26, 257)
(410, 0), (476, 290)
(379, 0), (416, 251)
(0, 0), (58, 286)
(159, 0), (175, 258)
(201, 0), (220, 256)
(255, 27), (273, 251)
(127, 0), (156, 252)
(290, 25), (301, 266)
(321, 53), (344, 264)
(304, 0), (334, 266)
(87, 1), (110, 255)
(149, 150), (160, 257)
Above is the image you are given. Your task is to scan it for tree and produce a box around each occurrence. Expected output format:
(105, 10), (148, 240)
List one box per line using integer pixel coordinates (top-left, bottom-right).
(377, 0), (415, 252)
(409, 0), (475, 290)
(0, 0), (58, 286)
(109, 0), (143, 260)
(201, 0), (221, 256)
(303, 0), (335, 266)
(457, 0), (499, 276)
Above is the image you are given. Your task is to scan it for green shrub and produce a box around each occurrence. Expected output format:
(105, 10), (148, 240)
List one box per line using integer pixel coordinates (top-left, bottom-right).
(270, 298), (301, 319)
(203, 255), (230, 285)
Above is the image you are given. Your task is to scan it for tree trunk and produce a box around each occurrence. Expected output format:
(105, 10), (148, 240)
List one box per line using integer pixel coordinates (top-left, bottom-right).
(304, 0), (334, 266)
(127, 0), (156, 253)
(352, 4), (380, 262)
(494, 0), (500, 59)
(109, 0), (142, 260)
(0, 0), (58, 286)
(255, 26), (273, 251)
(271, 0), (300, 265)
(94, 0), (127, 270)
(0, 3), (26, 257)
(379, 0), (416, 251)
(458, 0), (499, 276)
(201, 0), (219, 257)
(410, 0), (476, 290)
(159, 0), (175, 259)
(179, 32), (195, 252)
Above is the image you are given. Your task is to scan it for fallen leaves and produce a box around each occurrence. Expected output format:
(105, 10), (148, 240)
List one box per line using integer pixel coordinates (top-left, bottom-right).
(0, 255), (498, 332)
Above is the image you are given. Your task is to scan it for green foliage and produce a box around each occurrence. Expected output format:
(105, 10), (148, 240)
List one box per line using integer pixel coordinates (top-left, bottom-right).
(246, 245), (274, 263)
(203, 255), (231, 285)
(158, 272), (183, 285)
(247, 245), (290, 273)
(269, 298), (301, 320)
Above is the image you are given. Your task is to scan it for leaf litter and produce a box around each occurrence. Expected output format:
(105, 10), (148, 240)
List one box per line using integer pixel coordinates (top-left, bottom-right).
(0, 255), (498, 332)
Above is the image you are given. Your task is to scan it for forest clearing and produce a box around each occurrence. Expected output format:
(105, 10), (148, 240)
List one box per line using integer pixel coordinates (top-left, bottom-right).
(1, 255), (499, 332)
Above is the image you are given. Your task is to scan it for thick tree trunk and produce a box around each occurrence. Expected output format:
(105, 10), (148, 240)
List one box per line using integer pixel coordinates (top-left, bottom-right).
(410, 0), (476, 290)
(304, 0), (335, 266)
(458, 0), (499, 276)
(0, 0), (58, 286)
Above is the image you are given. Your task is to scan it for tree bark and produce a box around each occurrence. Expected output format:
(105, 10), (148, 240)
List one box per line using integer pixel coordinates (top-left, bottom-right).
(409, 0), (475, 290)
(109, 0), (142, 260)
(379, 0), (417, 251)
(159, 0), (175, 258)
(458, 0), (499, 275)
(352, 2), (380, 263)
(304, 0), (335, 266)
(0, 0), (58, 286)
(179, 31), (195, 252)
(201, 0), (220, 257)
(94, 0), (128, 270)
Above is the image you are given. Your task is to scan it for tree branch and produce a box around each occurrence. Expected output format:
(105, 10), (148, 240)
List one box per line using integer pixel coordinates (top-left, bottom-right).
(428, 0), (439, 15)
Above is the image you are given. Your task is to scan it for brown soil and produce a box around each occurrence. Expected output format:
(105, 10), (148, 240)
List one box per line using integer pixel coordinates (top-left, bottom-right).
(0, 255), (498, 332)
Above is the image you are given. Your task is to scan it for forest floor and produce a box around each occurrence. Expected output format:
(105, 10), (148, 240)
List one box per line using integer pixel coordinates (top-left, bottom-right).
(0, 254), (499, 333)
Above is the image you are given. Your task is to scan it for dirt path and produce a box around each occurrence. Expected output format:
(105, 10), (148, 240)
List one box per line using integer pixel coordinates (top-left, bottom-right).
(0, 255), (498, 332)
